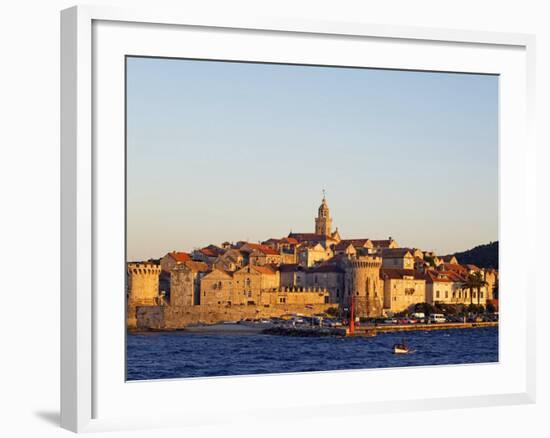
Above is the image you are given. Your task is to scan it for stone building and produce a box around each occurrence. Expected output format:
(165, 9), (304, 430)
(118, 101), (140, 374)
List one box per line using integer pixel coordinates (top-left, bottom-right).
(160, 251), (191, 273)
(334, 239), (374, 256)
(192, 245), (223, 265)
(199, 269), (237, 306)
(213, 248), (247, 272)
(199, 263), (330, 309)
(170, 260), (209, 306)
(425, 269), (454, 304)
(233, 264), (280, 295)
(306, 263), (345, 305)
(427, 264), (490, 306)
(484, 268), (498, 300)
(297, 242), (333, 267)
(279, 263), (307, 289)
(333, 241), (356, 256)
(381, 248), (415, 269)
(249, 247), (282, 266)
(200, 264), (281, 307)
(381, 268), (426, 313)
(240, 243), (282, 266)
(260, 238), (298, 264)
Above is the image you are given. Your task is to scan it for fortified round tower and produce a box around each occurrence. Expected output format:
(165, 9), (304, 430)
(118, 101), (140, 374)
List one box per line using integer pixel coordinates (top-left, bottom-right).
(127, 262), (162, 306)
(344, 254), (383, 318)
(127, 262), (161, 328)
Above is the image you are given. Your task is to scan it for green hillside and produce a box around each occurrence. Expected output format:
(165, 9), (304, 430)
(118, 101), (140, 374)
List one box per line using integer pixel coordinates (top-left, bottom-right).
(453, 241), (499, 269)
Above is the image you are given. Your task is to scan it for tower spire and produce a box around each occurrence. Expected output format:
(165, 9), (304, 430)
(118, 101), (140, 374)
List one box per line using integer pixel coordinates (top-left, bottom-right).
(315, 191), (332, 236)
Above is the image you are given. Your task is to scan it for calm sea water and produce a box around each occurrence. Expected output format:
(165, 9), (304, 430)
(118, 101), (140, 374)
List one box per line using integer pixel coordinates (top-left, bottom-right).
(126, 327), (498, 380)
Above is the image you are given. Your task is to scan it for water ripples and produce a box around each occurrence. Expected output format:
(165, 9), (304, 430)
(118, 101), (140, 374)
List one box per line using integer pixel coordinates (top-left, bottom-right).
(127, 327), (498, 380)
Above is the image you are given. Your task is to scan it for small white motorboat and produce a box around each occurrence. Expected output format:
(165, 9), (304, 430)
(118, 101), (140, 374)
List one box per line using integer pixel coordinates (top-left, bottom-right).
(393, 340), (410, 354)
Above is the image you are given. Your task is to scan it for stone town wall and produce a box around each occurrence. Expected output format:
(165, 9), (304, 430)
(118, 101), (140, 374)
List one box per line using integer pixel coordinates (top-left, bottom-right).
(135, 303), (338, 330)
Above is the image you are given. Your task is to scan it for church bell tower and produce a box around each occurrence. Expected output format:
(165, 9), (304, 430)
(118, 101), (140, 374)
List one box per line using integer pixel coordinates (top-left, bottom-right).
(315, 191), (333, 236)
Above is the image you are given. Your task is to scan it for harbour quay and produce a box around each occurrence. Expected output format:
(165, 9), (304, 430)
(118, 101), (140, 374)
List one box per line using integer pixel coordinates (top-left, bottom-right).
(263, 321), (497, 338)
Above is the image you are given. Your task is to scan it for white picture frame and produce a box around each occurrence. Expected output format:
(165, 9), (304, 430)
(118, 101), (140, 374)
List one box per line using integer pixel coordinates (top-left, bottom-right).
(60, 4), (536, 433)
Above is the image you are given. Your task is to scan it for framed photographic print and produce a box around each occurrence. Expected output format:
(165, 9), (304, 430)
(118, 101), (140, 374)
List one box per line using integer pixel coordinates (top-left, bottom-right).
(61, 5), (536, 433)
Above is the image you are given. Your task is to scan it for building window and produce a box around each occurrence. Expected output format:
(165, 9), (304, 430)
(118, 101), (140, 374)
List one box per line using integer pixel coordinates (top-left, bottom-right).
(436, 291), (440, 299)
(445, 291), (448, 299)
(480, 291), (484, 298)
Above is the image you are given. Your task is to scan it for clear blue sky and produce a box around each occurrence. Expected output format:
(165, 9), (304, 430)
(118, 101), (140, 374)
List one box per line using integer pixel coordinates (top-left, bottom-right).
(126, 57), (498, 261)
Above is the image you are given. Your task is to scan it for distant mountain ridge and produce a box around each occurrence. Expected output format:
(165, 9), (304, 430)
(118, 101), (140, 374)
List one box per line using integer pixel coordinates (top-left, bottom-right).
(451, 241), (499, 269)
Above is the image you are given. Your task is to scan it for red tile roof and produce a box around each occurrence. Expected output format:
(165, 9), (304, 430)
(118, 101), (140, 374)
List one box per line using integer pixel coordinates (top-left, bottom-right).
(425, 269), (454, 283)
(244, 243), (280, 255)
(168, 251), (192, 263)
(250, 265), (278, 275)
(199, 247), (219, 257)
(282, 237), (299, 245)
(380, 268), (425, 280)
(440, 270), (467, 282)
(440, 263), (468, 274)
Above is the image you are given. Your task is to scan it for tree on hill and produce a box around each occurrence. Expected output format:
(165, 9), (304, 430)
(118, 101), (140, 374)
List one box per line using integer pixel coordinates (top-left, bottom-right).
(453, 241), (499, 269)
